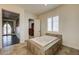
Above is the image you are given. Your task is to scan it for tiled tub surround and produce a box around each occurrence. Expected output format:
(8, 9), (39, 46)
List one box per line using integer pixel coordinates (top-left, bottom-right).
(27, 38), (62, 55)
(27, 33), (62, 55)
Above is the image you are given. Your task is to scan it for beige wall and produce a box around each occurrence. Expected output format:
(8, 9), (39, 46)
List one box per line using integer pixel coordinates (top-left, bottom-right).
(22, 12), (37, 42)
(38, 5), (79, 50)
(0, 5), (36, 48)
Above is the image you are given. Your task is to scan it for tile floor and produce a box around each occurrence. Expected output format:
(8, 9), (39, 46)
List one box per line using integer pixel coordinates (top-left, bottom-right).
(0, 42), (79, 55)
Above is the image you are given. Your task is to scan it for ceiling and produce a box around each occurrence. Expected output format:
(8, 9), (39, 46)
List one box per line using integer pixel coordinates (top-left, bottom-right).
(17, 4), (61, 15)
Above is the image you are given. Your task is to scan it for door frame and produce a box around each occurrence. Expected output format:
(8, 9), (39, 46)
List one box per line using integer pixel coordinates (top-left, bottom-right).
(2, 9), (20, 48)
(28, 19), (34, 39)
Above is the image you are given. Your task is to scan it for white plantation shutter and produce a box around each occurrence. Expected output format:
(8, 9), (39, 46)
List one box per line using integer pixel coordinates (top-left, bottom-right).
(47, 17), (53, 31)
(53, 16), (59, 32)
(47, 16), (59, 32)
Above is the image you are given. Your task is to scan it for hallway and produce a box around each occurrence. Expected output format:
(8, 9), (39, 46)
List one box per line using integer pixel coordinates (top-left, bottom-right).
(2, 9), (20, 47)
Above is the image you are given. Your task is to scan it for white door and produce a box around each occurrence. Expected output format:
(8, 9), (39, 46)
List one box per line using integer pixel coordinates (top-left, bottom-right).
(34, 19), (40, 37)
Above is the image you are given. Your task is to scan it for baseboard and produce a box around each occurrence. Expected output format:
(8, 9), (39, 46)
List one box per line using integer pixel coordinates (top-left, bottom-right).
(63, 44), (79, 51)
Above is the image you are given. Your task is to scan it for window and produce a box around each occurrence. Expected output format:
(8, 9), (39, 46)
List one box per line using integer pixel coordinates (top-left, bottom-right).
(47, 16), (59, 32)
(3, 23), (12, 47)
(47, 17), (53, 31)
(3, 23), (12, 35)
(53, 16), (59, 32)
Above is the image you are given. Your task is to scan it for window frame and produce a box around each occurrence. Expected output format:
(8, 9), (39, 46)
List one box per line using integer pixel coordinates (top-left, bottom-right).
(47, 16), (59, 32)
(3, 22), (12, 35)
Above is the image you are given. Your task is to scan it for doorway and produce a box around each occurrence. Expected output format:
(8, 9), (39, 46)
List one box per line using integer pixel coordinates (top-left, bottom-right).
(29, 19), (34, 39)
(2, 9), (20, 47)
